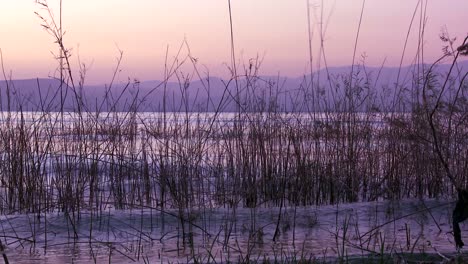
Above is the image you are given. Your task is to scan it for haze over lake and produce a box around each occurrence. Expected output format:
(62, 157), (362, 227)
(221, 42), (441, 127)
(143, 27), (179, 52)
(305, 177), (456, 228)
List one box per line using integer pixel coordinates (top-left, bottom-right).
(0, 1), (467, 263)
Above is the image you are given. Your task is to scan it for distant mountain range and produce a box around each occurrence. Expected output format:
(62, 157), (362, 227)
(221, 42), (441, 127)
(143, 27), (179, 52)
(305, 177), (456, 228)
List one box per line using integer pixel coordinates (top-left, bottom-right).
(0, 60), (467, 112)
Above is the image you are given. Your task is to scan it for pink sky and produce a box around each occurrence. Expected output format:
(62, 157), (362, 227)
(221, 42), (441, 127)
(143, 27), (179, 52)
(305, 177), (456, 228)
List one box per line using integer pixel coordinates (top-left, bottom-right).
(0, 1), (466, 84)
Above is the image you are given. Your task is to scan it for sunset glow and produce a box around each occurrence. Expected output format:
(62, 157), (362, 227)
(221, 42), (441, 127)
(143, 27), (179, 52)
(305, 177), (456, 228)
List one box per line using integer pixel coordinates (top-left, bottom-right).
(0, 1), (466, 84)
(1, 2), (468, 262)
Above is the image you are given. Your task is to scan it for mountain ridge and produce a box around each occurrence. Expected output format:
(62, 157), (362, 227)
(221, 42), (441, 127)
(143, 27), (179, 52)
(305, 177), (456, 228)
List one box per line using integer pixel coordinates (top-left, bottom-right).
(0, 60), (466, 112)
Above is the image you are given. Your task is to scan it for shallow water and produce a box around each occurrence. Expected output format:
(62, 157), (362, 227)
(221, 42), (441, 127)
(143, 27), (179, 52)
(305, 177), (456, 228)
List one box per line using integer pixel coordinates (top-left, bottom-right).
(0, 198), (462, 263)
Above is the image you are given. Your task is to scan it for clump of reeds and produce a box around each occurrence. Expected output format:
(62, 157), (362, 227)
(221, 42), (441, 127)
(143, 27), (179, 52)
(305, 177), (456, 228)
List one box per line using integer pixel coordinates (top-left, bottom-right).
(0, 0), (466, 262)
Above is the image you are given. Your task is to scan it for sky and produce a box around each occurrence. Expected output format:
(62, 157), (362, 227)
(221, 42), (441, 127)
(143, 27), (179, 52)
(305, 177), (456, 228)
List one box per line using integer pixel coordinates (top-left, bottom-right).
(0, 0), (466, 84)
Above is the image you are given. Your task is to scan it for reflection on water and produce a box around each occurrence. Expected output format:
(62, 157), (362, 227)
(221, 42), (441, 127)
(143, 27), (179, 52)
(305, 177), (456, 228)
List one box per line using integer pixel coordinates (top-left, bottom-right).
(1, 199), (460, 263)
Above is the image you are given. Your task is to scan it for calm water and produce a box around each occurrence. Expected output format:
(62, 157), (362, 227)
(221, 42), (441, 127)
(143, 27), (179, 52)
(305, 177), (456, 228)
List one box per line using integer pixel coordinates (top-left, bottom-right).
(1, 199), (460, 263)
(0, 111), (461, 262)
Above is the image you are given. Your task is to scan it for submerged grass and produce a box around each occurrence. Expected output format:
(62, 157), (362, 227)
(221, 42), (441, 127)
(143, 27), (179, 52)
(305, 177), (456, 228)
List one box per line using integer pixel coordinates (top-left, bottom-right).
(0, 0), (466, 262)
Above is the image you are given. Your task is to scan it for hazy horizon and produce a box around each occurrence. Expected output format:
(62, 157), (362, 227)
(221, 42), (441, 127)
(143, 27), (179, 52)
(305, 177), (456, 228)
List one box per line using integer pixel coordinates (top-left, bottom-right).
(0, 1), (467, 85)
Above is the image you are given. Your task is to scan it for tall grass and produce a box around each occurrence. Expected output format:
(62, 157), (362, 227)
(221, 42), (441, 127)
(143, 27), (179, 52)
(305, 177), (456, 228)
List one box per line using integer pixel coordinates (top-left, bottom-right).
(0, 0), (466, 262)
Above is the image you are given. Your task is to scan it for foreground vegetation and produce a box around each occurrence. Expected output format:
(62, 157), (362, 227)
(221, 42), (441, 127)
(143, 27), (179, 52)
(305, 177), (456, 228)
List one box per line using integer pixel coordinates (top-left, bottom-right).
(0, 0), (467, 262)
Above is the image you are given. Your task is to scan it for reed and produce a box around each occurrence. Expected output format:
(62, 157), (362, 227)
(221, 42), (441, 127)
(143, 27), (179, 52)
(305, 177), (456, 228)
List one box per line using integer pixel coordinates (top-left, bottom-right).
(0, 0), (466, 262)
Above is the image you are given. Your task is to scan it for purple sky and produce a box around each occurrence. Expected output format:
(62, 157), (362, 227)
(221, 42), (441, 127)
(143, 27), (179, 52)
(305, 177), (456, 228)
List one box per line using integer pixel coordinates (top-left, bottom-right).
(0, 1), (466, 84)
